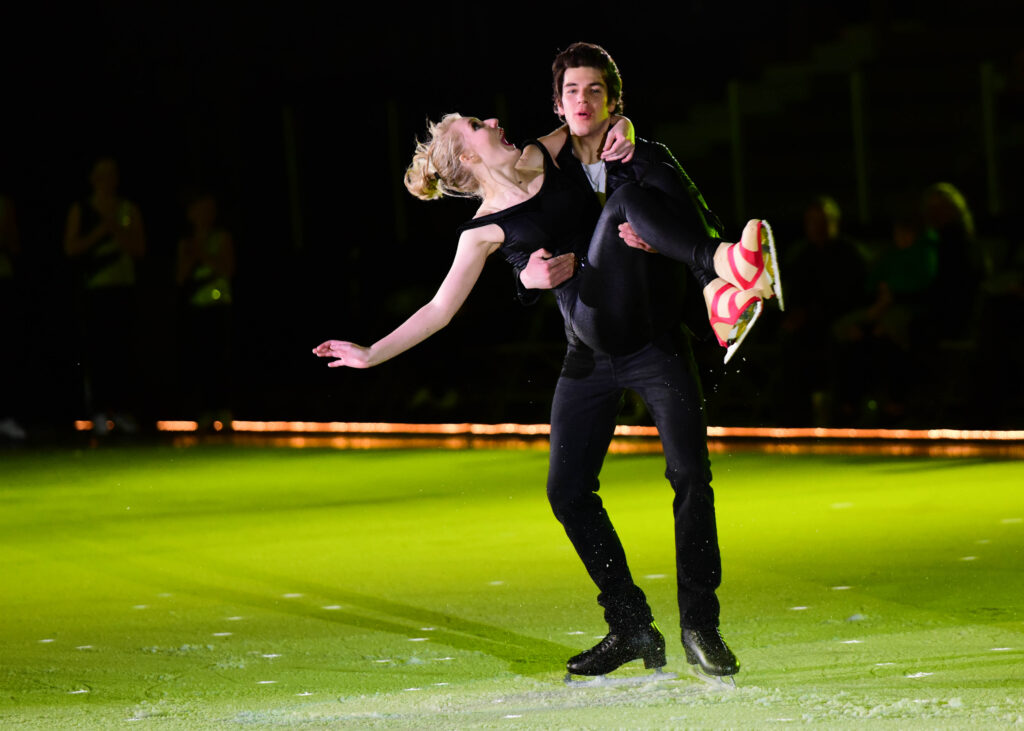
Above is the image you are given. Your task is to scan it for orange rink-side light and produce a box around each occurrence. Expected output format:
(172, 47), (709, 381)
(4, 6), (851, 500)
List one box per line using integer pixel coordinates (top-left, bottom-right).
(64, 419), (1024, 456)
(161, 420), (1022, 442)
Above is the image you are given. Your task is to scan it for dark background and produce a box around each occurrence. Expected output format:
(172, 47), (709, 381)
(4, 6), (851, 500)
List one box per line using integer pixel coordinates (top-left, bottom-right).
(2, 0), (1022, 435)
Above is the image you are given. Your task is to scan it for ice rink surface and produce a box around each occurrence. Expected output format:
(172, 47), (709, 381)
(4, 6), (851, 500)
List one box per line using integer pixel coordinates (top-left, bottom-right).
(1, 442), (1021, 728)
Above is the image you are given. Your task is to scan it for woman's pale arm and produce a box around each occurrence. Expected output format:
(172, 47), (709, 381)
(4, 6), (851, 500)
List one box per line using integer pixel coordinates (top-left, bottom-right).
(602, 115), (635, 161)
(313, 230), (500, 368)
(537, 115), (635, 162)
(537, 125), (568, 161)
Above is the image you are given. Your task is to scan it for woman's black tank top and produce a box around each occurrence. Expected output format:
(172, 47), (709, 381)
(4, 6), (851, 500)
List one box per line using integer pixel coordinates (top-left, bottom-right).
(455, 141), (601, 274)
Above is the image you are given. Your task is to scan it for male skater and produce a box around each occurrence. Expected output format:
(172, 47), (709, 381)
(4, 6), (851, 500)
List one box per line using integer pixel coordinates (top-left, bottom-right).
(522, 42), (741, 683)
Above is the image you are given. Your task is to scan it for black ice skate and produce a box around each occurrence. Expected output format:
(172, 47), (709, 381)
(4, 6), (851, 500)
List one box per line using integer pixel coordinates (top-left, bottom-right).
(564, 623), (674, 686)
(681, 627), (739, 688)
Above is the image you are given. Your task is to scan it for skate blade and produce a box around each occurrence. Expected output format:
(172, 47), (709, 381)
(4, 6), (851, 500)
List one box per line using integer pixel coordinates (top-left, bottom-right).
(564, 669), (677, 688)
(723, 299), (763, 364)
(689, 665), (738, 690)
(760, 220), (784, 311)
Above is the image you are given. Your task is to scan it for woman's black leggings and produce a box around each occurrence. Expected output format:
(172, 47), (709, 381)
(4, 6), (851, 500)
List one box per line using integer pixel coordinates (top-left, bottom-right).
(569, 172), (722, 354)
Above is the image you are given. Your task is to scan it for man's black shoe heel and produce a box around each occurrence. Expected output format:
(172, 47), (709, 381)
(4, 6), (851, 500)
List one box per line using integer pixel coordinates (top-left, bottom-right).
(681, 626), (739, 677)
(567, 622), (666, 676)
(641, 633), (667, 669)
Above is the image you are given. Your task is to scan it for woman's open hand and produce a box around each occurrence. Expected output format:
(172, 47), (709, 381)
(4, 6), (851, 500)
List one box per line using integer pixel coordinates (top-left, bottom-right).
(312, 340), (373, 368)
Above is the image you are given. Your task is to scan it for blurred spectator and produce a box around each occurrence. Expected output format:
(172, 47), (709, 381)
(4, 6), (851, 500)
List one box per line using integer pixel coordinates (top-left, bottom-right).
(999, 47), (1024, 213)
(0, 192), (27, 441)
(175, 191), (236, 431)
(833, 200), (938, 425)
(63, 157), (146, 435)
(771, 195), (870, 425)
(921, 182), (990, 342)
(971, 229), (1023, 428)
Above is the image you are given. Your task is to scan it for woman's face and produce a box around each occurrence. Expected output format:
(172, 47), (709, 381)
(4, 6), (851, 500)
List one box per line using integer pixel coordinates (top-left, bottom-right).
(455, 117), (518, 168)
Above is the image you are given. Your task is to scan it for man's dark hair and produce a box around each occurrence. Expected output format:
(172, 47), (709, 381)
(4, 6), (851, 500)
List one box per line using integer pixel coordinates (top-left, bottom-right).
(551, 42), (623, 116)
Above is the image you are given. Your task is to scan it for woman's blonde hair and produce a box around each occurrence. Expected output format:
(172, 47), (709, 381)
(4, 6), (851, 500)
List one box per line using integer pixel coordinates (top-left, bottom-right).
(404, 113), (480, 201)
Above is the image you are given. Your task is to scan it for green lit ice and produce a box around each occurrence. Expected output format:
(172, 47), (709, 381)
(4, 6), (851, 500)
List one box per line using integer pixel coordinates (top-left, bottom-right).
(1, 445), (1021, 728)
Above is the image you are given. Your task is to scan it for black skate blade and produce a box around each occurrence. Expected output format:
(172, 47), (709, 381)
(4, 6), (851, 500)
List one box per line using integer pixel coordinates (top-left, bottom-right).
(689, 665), (738, 690)
(564, 668), (677, 688)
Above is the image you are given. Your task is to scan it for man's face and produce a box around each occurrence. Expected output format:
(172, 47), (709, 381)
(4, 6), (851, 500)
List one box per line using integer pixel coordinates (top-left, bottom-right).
(557, 66), (617, 139)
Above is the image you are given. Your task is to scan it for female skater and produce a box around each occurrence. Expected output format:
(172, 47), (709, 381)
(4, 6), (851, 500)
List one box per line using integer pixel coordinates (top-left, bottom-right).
(313, 114), (780, 371)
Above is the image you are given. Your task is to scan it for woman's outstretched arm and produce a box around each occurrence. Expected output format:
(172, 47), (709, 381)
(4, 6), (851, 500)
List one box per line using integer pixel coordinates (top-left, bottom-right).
(313, 227), (501, 368)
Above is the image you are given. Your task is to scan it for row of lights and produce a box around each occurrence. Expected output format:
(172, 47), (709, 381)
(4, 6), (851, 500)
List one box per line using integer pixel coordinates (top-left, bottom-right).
(72, 419), (1024, 442)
